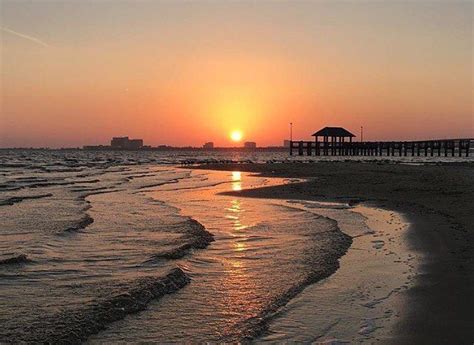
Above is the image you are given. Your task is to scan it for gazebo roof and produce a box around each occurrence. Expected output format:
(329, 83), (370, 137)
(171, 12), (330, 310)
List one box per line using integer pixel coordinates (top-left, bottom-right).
(312, 127), (356, 137)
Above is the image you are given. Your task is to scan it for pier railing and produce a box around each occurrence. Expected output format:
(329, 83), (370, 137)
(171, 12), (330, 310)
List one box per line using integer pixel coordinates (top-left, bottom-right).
(289, 139), (472, 157)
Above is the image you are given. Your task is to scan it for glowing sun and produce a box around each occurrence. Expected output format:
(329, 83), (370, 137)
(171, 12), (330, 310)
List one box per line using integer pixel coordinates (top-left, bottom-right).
(230, 130), (243, 142)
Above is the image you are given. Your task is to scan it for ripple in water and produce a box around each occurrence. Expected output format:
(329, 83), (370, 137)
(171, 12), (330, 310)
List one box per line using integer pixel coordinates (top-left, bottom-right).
(0, 152), (353, 343)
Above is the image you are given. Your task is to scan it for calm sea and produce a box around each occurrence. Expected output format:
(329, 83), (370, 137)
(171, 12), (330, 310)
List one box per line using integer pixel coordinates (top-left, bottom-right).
(0, 149), (462, 342)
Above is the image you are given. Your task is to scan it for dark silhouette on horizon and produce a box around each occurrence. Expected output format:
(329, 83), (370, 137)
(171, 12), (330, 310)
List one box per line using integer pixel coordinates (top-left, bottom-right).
(290, 126), (472, 157)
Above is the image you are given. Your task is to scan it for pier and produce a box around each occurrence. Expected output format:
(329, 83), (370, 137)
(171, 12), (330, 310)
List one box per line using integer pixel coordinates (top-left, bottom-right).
(289, 127), (472, 157)
(289, 139), (472, 157)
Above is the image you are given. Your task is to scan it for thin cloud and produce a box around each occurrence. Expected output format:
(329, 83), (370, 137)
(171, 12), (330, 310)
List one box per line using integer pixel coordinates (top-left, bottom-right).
(1, 27), (51, 47)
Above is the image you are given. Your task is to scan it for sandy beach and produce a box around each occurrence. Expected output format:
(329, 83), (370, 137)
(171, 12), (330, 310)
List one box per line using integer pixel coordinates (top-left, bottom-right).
(195, 161), (474, 344)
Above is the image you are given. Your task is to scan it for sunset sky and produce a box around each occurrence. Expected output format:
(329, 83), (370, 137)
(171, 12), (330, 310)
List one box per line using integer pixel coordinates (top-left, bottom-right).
(1, 1), (472, 148)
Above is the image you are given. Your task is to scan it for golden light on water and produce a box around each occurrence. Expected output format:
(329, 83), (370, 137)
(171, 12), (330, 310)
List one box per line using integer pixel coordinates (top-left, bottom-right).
(231, 171), (241, 181)
(231, 171), (242, 191)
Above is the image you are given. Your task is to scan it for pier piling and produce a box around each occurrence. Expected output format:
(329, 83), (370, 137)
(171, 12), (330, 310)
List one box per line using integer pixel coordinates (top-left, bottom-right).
(289, 139), (472, 158)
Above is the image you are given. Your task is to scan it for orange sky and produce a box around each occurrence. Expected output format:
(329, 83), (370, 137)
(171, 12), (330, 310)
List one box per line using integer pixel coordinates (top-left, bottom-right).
(1, 1), (472, 147)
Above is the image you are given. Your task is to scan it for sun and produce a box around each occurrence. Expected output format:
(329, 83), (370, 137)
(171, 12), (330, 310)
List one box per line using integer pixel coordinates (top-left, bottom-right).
(230, 130), (243, 142)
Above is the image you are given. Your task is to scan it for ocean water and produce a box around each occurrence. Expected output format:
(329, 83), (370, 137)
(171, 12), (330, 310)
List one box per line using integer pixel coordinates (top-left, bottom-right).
(0, 150), (420, 342)
(0, 150), (352, 342)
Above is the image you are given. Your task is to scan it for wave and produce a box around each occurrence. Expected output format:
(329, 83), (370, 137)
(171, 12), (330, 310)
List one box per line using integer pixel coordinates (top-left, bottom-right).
(70, 186), (109, 193)
(0, 254), (32, 265)
(137, 179), (180, 190)
(72, 178), (101, 184)
(134, 171), (192, 190)
(146, 219), (214, 261)
(135, 174), (191, 190)
(28, 181), (78, 188)
(124, 172), (161, 180)
(0, 178), (103, 193)
(60, 186), (127, 235)
(223, 222), (353, 342)
(61, 214), (94, 234)
(0, 184), (24, 191)
(79, 188), (123, 198)
(7, 268), (189, 343)
(0, 193), (53, 206)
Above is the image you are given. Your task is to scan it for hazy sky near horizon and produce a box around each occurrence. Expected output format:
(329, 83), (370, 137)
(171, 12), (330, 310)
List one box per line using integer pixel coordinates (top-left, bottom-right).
(1, 0), (472, 147)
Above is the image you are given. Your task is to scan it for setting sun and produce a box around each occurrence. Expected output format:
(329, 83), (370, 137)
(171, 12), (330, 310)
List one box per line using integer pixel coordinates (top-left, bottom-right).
(1, 1), (472, 343)
(230, 130), (243, 142)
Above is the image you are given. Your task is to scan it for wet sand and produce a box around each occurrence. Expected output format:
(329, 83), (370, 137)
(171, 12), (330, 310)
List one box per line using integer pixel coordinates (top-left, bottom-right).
(259, 203), (415, 343)
(194, 162), (474, 344)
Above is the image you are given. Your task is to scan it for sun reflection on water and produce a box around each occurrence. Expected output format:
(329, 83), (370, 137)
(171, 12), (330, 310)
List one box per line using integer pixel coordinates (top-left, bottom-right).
(231, 171), (242, 191)
(234, 242), (245, 252)
(228, 200), (246, 231)
(226, 171), (249, 271)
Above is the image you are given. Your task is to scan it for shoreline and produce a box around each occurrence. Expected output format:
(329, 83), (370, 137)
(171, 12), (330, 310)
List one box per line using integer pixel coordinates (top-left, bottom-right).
(86, 170), (355, 343)
(193, 162), (474, 344)
(257, 200), (417, 343)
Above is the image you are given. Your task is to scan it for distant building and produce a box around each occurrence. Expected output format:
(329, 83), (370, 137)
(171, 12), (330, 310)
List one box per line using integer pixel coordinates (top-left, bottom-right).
(111, 137), (129, 148)
(203, 142), (214, 149)
(244, 141), (257, 149)
(283, 140), (291, 148)
(110, 137), (144, 149)
(128, 139), (144, 149)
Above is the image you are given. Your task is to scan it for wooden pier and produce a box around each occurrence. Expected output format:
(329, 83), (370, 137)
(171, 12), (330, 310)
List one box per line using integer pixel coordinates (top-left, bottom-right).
(289, 138), (472, 157)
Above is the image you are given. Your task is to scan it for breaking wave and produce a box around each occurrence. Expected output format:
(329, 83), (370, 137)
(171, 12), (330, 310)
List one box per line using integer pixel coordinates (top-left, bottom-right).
(7, 268), (190, 344)
(0, 193), (53, 206)
(61, 214), (94, 234)
(0, 254), (33, 266)
(146, 218), (214, 261)
(223, 221), (353, 341)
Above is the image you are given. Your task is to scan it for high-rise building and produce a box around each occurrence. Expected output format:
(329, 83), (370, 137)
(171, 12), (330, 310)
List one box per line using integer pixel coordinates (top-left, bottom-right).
(110, 137), (144, 149)
(111, 137), (130, 148)
(128, 139), (143, 149)
(244, 142), (257, 149)
(203, 142), (214, 149)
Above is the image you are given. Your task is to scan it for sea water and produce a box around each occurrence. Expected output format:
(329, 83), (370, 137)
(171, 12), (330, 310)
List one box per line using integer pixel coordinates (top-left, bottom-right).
(0, 150), (417, 342)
